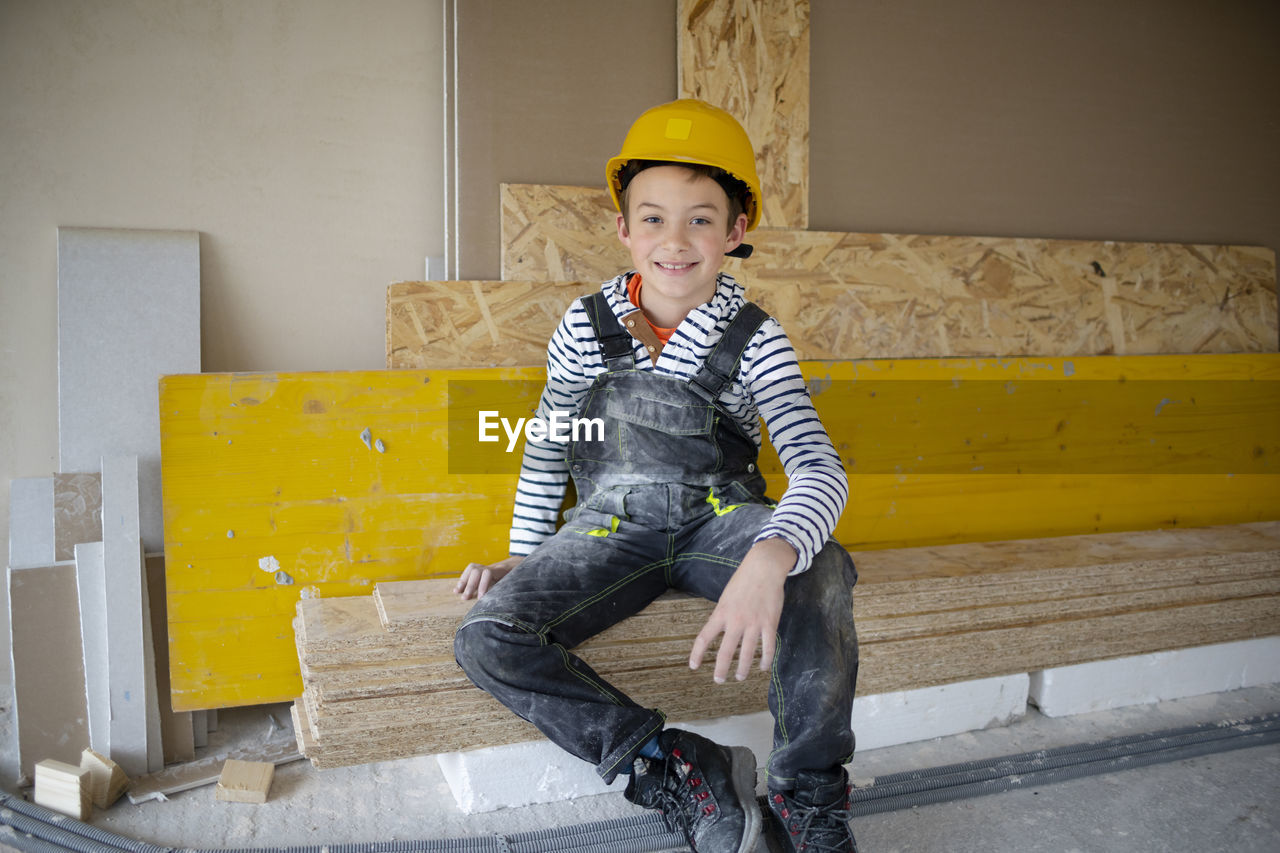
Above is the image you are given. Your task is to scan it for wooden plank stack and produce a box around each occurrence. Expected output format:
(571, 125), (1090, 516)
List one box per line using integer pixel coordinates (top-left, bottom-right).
(292, 522), (1280, 768)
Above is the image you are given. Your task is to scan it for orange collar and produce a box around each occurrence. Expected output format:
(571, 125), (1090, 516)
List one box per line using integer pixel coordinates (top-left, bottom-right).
(627, 274), (677, 345)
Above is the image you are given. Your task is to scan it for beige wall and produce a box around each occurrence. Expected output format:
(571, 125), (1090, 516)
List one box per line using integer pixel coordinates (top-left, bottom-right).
(454, 0), (1280, 277)
(809, 1), (1280, 250)
(451, 0), (678, 278)
(0, 0), (444, 696)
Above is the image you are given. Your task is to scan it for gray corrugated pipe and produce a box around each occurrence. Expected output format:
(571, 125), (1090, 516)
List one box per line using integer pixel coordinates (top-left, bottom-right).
(847, 711), (1280, 817)
(2, 713), (1276, 853)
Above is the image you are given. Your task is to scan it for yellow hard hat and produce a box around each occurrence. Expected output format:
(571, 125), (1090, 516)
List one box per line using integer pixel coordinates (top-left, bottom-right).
(606, 99), (762, 232)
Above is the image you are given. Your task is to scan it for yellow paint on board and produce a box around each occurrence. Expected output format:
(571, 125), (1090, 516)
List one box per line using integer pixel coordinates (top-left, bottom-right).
(775, 353), (1280, 549)
(160, 354), (1279, 710)
(160, 368), (539, 710)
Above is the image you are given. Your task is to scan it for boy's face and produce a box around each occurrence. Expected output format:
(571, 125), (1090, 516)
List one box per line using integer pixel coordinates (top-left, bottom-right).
(616, 165), (749, 319)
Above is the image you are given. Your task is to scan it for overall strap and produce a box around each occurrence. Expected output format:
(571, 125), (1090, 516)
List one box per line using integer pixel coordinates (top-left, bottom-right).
(582, 291), (634, 371)
(689, 302), (770, 402)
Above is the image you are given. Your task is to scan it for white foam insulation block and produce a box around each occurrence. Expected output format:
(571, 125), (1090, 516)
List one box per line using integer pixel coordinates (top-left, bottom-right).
(437, 674), (1030, 814)
(851, 674), (1030, 751)
(1030, 637), (1280, 717)
(56, 227), (200, 552)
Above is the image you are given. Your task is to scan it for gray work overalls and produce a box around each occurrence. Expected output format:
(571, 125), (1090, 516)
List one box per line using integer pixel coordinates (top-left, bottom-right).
(455, 292), (859, 788)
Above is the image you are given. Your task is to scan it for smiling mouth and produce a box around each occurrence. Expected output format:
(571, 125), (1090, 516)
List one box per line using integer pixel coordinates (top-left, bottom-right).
(655, 261), (696, 271)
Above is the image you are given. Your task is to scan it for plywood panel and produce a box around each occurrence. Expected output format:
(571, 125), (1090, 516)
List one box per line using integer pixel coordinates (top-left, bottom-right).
(678, 0), (810, 228)
(498, 183), (1278, 360)
(387, 281), (595, 369)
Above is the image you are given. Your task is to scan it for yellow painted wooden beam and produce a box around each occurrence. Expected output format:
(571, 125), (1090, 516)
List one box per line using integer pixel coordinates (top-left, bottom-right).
(160, 368), (536, 710)
(160, 354), (1279, 709)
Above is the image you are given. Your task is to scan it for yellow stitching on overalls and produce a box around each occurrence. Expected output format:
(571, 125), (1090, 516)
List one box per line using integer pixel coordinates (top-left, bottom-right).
(673, 551), (740, 568)
(705, 486), (745, 516)
(543, 559), (667, 633)
(554, 644), (624, 706)
(767, 629), (792, 787)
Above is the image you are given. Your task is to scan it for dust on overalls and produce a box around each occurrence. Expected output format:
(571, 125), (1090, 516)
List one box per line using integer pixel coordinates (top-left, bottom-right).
(455, 293), (859, 787)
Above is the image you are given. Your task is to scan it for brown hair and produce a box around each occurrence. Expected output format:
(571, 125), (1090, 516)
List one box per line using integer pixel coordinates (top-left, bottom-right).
(616, 160), (749, 232)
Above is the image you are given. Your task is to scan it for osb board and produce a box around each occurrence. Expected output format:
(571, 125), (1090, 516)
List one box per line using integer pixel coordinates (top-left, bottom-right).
(299, 594), (1280, 767)
(300, 594), (1280, 732)
(499, 183), (1278, 359)
(317, 524), (1280, 671)
(293, 523), (1280, 766)
(387, 280), (595, 369)
(161, 355), (1279, 709)
(678, 0), (810, 229)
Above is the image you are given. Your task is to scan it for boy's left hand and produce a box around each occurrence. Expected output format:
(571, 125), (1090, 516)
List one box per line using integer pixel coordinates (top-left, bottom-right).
(689, 537), (796, 683)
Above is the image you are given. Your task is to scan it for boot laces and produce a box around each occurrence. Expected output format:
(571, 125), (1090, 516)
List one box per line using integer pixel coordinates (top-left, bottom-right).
(653, 747), (718, 837)
(772, 787), (856, 853)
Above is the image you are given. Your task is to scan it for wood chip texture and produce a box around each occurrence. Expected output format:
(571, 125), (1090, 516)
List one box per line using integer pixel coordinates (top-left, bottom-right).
(291, 522), (1280, 768)
(495, 184), (1277, 362)
(678, 0), (810, 229)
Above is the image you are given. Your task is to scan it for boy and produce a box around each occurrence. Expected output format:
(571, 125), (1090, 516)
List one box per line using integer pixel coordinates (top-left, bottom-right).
(454, 99), (859, 853)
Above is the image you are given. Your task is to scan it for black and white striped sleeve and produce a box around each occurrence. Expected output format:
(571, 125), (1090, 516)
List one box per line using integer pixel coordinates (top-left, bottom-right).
(740, 321), (849, 573)
(507, 300), (599, 556)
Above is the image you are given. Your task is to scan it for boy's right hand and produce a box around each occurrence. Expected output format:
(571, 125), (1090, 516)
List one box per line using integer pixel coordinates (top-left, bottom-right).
(455, 555), (524, 600)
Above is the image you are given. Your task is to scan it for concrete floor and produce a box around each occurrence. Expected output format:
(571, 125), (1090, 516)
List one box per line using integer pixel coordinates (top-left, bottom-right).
(5, 685), (1279, 853)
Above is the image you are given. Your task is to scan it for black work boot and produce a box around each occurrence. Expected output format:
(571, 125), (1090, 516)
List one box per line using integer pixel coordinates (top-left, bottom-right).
(624, 728), (761, 853)
(767, 767), (858, 852)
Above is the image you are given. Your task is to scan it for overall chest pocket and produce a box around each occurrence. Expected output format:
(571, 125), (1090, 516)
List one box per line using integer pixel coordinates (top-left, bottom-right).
(604, 391), (724, 473)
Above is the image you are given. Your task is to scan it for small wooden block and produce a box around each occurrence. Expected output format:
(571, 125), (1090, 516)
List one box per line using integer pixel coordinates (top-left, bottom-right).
(80, 749), (130, 808)
(34, 759), (91, 820)
(216, 759), (274, 804)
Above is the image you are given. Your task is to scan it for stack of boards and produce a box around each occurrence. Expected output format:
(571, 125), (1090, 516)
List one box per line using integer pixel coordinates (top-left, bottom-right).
(292, 522), (1280, 768)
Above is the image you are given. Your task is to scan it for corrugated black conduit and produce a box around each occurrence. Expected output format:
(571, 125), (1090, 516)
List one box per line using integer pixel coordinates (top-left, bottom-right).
(2, 713), (1276, 853)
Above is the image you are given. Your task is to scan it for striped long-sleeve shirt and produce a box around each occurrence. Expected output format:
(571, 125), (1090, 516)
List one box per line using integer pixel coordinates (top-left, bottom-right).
(510, 272), (848, 574)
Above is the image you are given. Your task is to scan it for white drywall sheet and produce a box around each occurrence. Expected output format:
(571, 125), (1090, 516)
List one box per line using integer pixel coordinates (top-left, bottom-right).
(101, 455), (162, 776)
(8, 562), (89, 781)
(9, 477), (55, 569)
(75, 540), (111, 755)
(56, 227), (200, 552)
